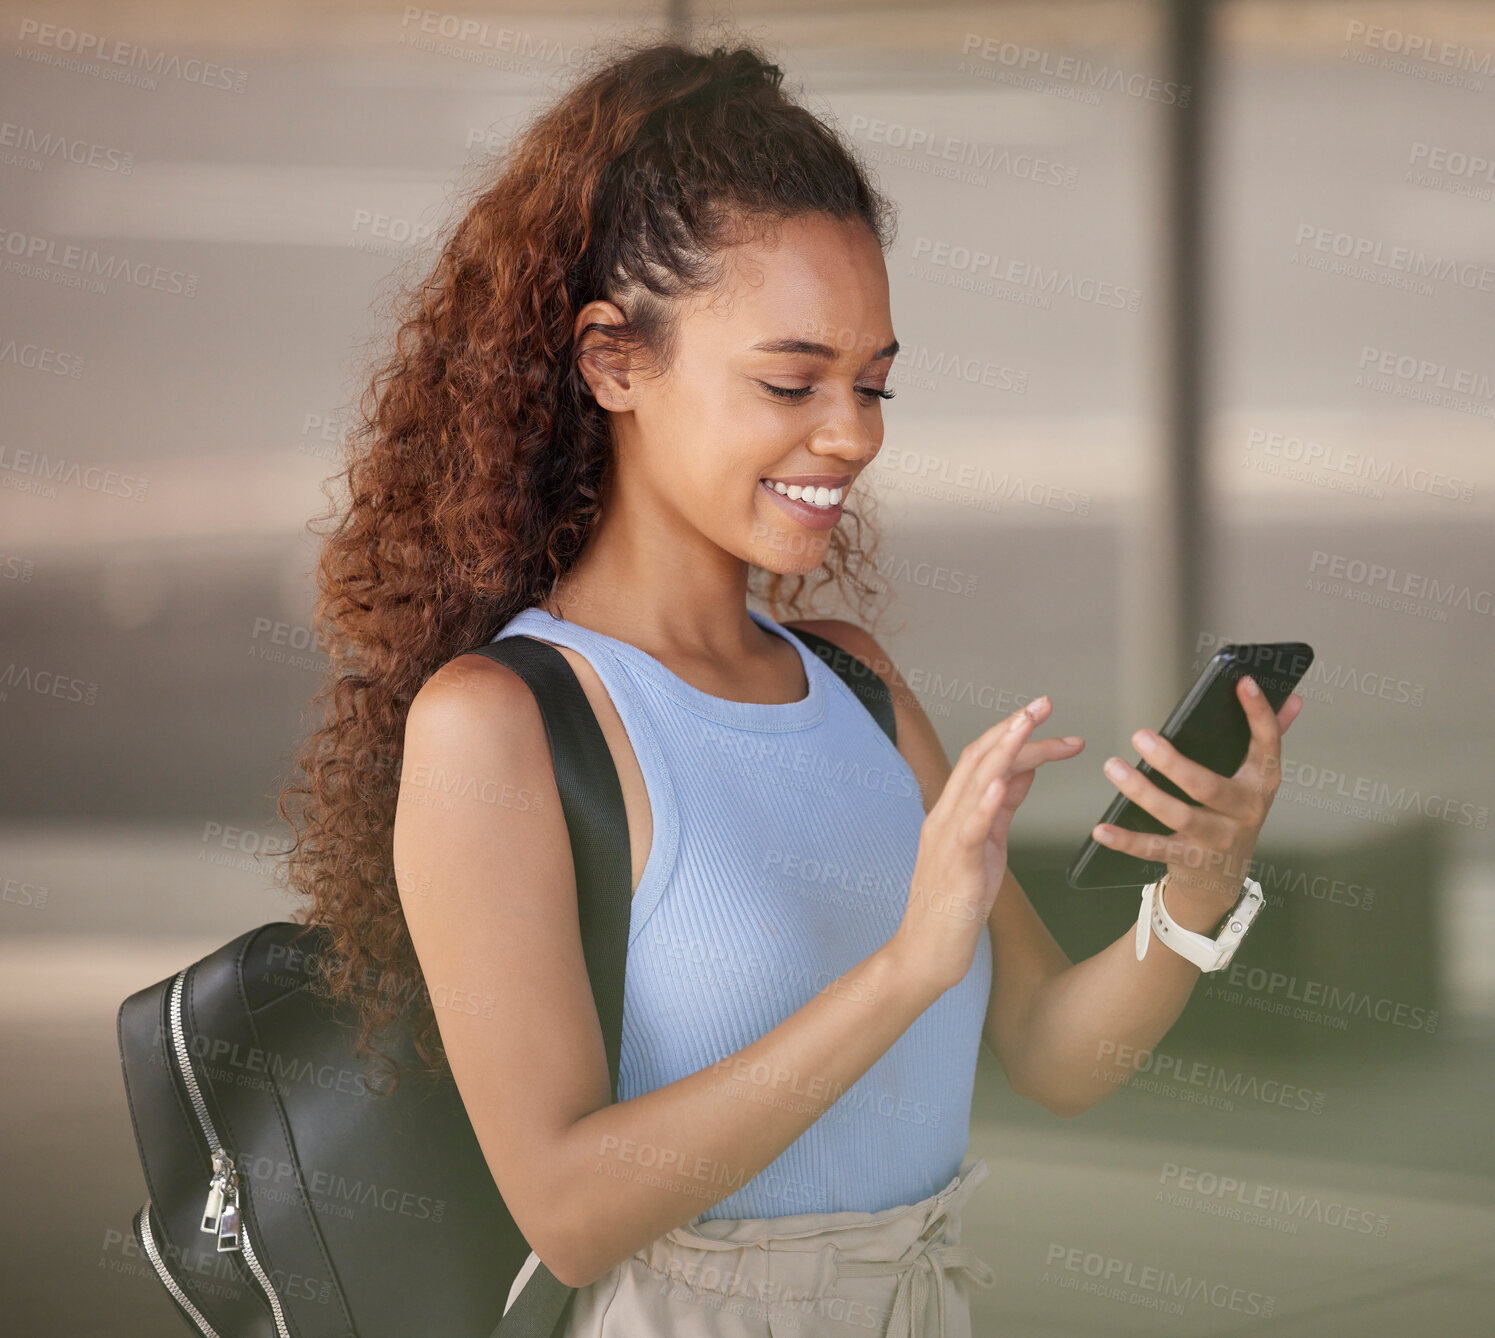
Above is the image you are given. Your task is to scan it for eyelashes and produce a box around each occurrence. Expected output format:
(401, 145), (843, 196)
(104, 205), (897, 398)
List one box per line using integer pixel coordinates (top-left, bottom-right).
(759, 382), (896, 403)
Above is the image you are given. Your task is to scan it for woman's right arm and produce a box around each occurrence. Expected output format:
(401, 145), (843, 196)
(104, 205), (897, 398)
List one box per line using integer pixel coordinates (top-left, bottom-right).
(392, 654), (1047, 1288)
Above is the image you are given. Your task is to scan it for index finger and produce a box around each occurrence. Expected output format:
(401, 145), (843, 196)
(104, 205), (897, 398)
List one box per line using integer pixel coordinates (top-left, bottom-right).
(938, 699), (1044, 826)
(946, 696), (1050, 793)
(1234, 673), (1284, 788)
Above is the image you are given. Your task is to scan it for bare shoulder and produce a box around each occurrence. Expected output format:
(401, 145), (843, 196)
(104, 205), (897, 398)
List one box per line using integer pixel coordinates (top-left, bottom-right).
(406, 649), (546, 747)
(399, 647), (568, 868)
(781, 618), (951, 813)
(397, 649), (571, 916)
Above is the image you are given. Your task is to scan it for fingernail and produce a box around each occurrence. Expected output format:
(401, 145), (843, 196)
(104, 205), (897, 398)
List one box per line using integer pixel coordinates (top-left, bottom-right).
(1063, 736), (1083, 746)
(1104, 758), (1128, 782)
(1242, 675), (1261, 697)
(1134, 730), (1158, 752)
(1025, 695), (1049, 718)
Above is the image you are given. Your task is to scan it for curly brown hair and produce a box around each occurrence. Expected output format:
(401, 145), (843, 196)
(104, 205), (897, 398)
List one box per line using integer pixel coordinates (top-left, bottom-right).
(273, 30), (900, 1094)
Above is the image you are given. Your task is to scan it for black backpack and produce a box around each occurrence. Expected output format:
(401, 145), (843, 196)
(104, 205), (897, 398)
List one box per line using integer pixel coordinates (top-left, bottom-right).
(116, 626), (896, 1338)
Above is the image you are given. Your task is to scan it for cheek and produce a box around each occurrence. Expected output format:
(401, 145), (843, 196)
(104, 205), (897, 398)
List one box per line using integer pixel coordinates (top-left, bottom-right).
(699, 420), (790, 498)
(649, 377), (800, 510)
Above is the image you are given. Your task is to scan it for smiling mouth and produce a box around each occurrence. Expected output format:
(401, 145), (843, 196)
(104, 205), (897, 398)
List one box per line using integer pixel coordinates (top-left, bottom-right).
(760, 478), (848, 509)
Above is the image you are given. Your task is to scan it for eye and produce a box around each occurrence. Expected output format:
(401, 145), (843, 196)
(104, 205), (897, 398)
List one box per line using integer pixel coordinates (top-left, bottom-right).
(759, 382), (814, 401)
(757, 382), (896, 403)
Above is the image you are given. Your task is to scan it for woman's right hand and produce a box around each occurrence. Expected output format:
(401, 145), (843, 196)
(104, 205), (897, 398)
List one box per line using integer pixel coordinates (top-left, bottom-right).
(892, 694), (1077, 997)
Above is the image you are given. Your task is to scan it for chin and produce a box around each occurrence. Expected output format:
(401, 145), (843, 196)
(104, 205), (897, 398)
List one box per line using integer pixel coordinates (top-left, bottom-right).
(744, 524), (833, 576)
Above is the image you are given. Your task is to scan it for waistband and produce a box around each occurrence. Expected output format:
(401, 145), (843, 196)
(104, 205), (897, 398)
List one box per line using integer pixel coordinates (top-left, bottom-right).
(639, 1156), (994, 1337)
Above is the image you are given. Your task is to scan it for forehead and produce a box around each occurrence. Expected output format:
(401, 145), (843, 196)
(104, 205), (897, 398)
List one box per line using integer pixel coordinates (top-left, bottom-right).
(685, 213), (893, 360)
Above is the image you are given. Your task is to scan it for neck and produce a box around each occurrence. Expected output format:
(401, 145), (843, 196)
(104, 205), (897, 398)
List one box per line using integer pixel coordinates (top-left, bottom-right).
(542, 480), (764, 663)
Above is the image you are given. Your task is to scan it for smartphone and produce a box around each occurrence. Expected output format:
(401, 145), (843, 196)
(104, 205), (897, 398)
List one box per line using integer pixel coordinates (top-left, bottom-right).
(1065, 642), (1315, 889)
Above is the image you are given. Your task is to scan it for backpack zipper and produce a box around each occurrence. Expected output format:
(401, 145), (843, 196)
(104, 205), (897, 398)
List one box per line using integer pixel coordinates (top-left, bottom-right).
(137, 1200), (223, 1338)
(168, 968), (293, 1338)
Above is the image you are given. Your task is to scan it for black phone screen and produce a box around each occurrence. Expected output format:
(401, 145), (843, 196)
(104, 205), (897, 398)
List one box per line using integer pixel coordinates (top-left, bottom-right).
(1065, 642), (1315, 889)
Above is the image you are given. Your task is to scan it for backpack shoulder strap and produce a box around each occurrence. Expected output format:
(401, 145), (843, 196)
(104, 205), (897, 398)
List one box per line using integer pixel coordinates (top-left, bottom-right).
(457, 635), (630, 1099)
(783, 624), (898, 747)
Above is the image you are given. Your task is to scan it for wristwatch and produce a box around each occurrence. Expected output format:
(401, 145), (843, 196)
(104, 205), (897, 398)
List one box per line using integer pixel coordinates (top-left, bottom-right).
(1134, 872), (1264, 972)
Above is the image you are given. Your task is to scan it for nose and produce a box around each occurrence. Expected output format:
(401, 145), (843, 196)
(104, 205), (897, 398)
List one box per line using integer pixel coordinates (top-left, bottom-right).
(807, 392), (881, 468)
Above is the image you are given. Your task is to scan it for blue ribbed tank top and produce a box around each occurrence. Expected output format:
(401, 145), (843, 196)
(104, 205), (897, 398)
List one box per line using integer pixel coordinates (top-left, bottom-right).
(491, 603), (992, 1220)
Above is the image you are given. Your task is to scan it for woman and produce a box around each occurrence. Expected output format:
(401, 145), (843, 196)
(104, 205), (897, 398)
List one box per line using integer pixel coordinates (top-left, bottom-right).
(279, 35), (1302, 1338)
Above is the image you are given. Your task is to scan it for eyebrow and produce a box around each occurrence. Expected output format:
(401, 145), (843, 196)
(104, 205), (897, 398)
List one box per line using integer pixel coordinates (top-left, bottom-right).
(749, 337), (900, 363)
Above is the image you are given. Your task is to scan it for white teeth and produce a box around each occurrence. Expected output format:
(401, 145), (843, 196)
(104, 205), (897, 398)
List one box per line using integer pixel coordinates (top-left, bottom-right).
(768, 481), (844, 509)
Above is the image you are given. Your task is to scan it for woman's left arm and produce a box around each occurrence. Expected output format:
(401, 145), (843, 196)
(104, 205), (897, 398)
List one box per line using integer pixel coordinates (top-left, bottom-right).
(1000, 673), (1304, 1115)
(790, 621), (1304, 1119)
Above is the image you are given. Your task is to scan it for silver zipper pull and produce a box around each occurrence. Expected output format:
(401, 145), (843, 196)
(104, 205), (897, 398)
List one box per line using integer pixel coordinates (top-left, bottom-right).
(215, 1179), (242, 1253)
(201, 1179), (225, 1233)
(212, 1152), (242, 1252)
(201, 1149), (231, 1233)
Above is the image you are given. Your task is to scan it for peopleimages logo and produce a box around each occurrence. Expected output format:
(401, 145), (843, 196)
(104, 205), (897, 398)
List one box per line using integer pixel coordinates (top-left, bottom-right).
(0, 338), (85, 377)
(0, 120), (134, 174)
(886, 340), (1029, 394)
(1194, 630), (1426, 713)
(648, 927), (886, 1007)
(1244, 427), (1474, 503)
(1354, 346), (1495, 421)
(15, 19), (250, 92)
(697, 725), (921, 801)
(848, 116), (1079, 190)
(1406, 141), (1495, 201)
(874, 443), (1091, 517)
(1093, 1040), (1327, 1115)
(0, 445), (148, 501)
(397, 7), (588, 69)
(1307, 549), (1495, 619)
(1042, 1242), (1275, 1318)
(909, 236), (1142, 311)
(0, 227), (198, 298)
(235, 1151), (448, 1224)
(1207, 963), (1440, 1034)
(0, 662), (100, 705)
(1157, 1163), (1390, 1237)
(1291, 224), (1495, 294)
(1245, 860), (1375, 912)
(1277, 755), (1488, 830)
(958, 33), (1191, 106)
(1342, 19), (1494, 81)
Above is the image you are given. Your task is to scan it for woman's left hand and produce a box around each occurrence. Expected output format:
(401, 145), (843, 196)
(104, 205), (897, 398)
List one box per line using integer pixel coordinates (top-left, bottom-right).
(1092, 674), (1306, 904)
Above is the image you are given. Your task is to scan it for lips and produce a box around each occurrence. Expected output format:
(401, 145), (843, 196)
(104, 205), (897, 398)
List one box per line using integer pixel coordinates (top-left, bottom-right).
(759, 478), (844, 530)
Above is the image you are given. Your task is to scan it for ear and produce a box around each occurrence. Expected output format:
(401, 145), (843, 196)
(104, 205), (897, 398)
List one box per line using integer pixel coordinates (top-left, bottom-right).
(572, 299), (635, 411)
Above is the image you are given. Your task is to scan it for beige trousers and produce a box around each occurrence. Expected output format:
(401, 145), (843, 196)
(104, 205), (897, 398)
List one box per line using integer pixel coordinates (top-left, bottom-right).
(555, 1156), (994, 1338)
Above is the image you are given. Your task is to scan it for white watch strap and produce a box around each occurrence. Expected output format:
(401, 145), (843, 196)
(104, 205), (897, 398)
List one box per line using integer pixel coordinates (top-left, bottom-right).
(1135, 875), (1265, 972)
(1134, 879), (1154, 960)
